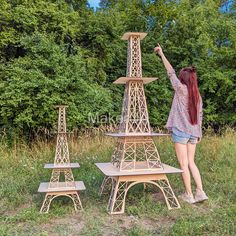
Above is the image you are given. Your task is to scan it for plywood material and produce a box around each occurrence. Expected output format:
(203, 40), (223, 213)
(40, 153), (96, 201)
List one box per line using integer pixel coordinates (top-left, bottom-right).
(38, 181), (86, 193)
(44, 163), (80, 169)
(122, 32), (147, 40)
(96, 162), (182, 176)
(96, 32), (182, 214)
(38, 106), (85, 213)
(113, 77), (158, 84)
(99, 171), (181, 214)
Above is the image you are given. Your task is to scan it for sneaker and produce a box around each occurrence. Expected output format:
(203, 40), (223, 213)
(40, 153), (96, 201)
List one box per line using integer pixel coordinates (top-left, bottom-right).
(178, 193), (195, 204)
(194, 191), (208, 203)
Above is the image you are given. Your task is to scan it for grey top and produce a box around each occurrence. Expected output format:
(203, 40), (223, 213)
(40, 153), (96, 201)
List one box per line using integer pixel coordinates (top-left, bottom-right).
(165, 69), (203, 138)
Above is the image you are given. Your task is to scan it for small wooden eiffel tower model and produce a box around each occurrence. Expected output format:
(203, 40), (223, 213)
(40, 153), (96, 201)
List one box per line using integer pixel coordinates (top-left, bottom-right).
(38, 105), (85, 213)
(96, 32), (182, 214)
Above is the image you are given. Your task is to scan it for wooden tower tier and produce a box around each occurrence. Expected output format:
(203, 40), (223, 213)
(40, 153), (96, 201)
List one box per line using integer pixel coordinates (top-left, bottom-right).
(111, 136), (163, 170)
(96, 32), (182, 214)
(105, 32), (168, 171)
(38, 106), (85, 213)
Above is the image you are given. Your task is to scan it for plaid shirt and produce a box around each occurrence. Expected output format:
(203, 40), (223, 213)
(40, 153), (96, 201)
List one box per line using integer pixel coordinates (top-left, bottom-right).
(165, 69), (203, 138)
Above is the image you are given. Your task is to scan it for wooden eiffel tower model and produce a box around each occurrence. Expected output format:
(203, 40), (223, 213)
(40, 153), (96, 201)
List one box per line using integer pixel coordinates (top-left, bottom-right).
(96, 32), (182, 214)
(38, 105), (85, 213)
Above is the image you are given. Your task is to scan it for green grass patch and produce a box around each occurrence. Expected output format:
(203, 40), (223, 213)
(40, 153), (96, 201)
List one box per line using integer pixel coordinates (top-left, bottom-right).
(0, 130), (235, 235)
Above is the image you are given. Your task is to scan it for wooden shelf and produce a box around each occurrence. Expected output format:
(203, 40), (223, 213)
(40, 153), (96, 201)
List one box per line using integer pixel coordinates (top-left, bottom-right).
(38, 181), (86, 193)
(121, 32), (147, 40)
(44, 163), (80, 169)
(113, 77), (158, 84)
(95, 162), (182, 176)
(105, 133), (170, 137)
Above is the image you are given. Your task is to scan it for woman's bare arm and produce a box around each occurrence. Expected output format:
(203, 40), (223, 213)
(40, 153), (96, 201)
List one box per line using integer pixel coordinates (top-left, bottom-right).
(154, 44), (185, 92)
(154, 44), (173, 72)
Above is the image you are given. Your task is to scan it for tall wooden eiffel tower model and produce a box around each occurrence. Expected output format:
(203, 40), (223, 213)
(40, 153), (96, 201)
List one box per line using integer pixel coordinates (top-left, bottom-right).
(95, 32), (182, 214)
(38, 105), (85, 213)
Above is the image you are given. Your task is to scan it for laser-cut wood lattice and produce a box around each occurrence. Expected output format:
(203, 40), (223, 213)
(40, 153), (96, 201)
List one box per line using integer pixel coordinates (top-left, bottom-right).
(38, 106), (85, 213)
(106, 32), (167, 171)
(96, 32), (182, 214)
(96, 162), (182, 214)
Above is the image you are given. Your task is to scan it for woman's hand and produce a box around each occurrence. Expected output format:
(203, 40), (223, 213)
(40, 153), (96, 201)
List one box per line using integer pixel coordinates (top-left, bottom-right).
(154, 43), (173, 72)
(154, 44), (163, 56)
(197, 137), (202, 143)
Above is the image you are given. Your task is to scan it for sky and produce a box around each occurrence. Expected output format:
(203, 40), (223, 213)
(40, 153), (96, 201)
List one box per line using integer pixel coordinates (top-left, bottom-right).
(87, 0), (234, 12)
(88, 0), (100, 9)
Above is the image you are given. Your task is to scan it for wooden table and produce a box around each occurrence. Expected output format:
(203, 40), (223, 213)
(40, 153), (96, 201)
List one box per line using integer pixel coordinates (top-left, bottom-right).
(96, 162), (183, 214)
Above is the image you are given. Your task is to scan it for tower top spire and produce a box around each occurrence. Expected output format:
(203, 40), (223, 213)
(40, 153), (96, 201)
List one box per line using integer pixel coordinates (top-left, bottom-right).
(114, 31), (157, 84)
(122, 32), (146, 78)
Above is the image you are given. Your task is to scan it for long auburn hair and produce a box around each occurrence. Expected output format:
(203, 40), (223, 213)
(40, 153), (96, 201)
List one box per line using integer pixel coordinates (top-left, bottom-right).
(179, 66), (200, 125)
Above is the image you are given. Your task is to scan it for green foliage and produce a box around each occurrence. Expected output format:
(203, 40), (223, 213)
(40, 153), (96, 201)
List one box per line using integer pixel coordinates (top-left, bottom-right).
(0, 0), (235, 137)
(0, 33), (112, 132)
(161, 0), (236, 126)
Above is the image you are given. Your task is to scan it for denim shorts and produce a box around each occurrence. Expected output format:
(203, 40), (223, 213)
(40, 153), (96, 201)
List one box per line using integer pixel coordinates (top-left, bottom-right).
(171, 128), (198, 144)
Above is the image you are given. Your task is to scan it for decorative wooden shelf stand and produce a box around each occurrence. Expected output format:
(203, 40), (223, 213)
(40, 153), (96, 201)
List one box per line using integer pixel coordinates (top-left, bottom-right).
(96, 32), (182, 214)
(38, 106), (85, 213)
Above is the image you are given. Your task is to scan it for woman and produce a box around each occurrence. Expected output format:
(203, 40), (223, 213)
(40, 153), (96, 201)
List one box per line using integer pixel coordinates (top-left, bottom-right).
(154, 44), (208, 204)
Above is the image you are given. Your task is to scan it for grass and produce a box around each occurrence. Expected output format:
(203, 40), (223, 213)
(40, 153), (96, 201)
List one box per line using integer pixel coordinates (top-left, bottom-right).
(0, 129), (235, 235)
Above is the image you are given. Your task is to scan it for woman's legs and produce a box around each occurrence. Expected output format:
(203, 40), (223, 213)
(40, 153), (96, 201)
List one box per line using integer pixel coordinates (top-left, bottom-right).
(174, 143), (192, 195)
(187, 143), (203, 192)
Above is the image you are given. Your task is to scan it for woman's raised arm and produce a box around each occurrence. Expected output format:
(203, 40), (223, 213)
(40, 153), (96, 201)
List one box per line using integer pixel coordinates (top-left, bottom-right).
(154, 44), (173, 73)
(154, 44), (184, 91)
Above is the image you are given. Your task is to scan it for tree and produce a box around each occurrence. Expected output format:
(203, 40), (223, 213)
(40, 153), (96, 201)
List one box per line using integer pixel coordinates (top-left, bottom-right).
(0, 0), (235, 139)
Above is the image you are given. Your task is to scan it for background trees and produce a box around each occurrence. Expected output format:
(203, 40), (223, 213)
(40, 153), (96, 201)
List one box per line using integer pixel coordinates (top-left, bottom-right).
(0, 0), (235, 138)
